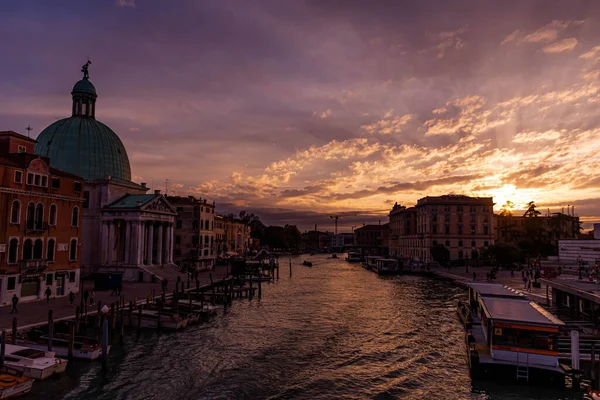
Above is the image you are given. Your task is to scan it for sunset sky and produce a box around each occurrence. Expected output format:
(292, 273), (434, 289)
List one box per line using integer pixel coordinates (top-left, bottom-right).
(2, 0), (600, 231)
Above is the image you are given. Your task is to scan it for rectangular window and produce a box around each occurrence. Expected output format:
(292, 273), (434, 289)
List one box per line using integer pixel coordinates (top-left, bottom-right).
(174, 249), (181, 256)
(51, 178), (60, 189)
(7, 277), (16, 290)
(175, 235), (181, 245)
(176, 220), (183, 229)
(34, 175), (41, 186)
(471, 226), (476, 235)
(17, 145), (26, 153)
(26, 173), (33, 185)
(41, 176), (47, 187)
(83, 191), (90, 209)
(69, 271), (76, 282)
(46, 273), (53, 286)
(445, 225), (450, 234)
(432, 225), (437, 234)
(458, 225), (463, 235)
(484, 226), (489, 235)
(73, 181), (82, 193)
(14, 170), (22, 184)
(457, 213), (462, 222)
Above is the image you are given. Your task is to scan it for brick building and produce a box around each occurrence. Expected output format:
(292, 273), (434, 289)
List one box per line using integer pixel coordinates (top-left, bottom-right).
(389, 195), (495, 262)
(0, 131), (84, 303)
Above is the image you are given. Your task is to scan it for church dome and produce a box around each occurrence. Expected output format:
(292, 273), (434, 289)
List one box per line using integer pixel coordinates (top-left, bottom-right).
(34, 62), (132, 182)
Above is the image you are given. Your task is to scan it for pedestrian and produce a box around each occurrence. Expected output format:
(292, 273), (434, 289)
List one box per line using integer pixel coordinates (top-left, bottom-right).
(473, 272), (476, 282)
(84, 289), (89, 305)
(90, 290), (95, 306)
(521, 270), (524, 279)
(68, 291), (75, 305)
(523, 277), (527, 288)
(527, 279), (532, 292)
(10, 294), (18, 314)
(44, 287), (52, 303)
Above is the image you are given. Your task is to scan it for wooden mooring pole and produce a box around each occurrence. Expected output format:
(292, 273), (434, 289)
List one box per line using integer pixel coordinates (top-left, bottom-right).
(258, 272), (262, 299)
(68, 321), (75, 359)
(289, 257), (292, 278)
(0, 331), (5, 369)
(136, 306), (142, 340)
(47, 310), (54, 351)
(11, 318), (17, 345)
(101, 318), (108, 373)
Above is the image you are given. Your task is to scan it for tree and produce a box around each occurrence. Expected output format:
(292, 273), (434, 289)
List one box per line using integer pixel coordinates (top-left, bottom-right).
(499, 200), (514, 217)
(523, 201), (541, 218)
(431, 244), (450, 265)
(262, 226), (288, 249)
(283, 224), (302, 249)
(482, 243), (520, 267)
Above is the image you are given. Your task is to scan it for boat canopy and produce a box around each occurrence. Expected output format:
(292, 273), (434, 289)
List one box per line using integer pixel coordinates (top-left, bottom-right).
(468, 283), (525, 299)
(480, 297), (564, 327)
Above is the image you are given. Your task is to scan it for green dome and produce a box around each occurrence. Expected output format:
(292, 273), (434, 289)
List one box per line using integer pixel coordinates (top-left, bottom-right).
(35, 116), (132, 181)
(72, 78), (97, 97)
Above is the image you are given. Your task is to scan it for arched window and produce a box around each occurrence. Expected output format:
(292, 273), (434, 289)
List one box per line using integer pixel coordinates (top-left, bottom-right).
(33, 239), (43, 259)
(10, 200), (20, 224)
(35, 203), (43, 229)
(47, 239), (56, 262)
(49, 204), (57, 226)
(23, 239), (33, 260)
(71, 207), (79, 227)
(69, 239), (77, 261)
(8, 239), (18, 264)
(26, 202), (35, 229)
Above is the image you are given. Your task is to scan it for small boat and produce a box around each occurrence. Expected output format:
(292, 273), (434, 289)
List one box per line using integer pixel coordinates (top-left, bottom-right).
(345, 252), (362, 263)
(302, 261), (313, 267)
(0, 366), (33, 399)
(331, 254), (338, 259)
(3, 345), (67, 380)
(375, 259), (399, 275)
(125, 309), (188, 330)
(18, 331), (108, 361)
(365, 256), (383, 271)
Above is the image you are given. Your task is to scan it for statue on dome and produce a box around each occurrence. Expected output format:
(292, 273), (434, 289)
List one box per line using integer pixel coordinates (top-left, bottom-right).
(81, 59), (92, 79)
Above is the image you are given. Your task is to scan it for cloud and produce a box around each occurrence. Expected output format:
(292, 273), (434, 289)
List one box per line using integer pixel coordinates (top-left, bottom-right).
(116, 0), (136, 8)
(543, 38), (578, 53)
(313, 109), (332, 119)
(361, 113), (415, 135)
(502, 20), (583, 45)
(513, 129), (564, 143)
(420, 27), (467, 59)
(580, 45), (600, 62)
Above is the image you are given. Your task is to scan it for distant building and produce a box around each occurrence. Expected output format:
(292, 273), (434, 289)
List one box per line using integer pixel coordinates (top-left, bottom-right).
(354, 224), (387, 256)
(331, 233), (354, 249)
(168, 196), (216, 271)
(495, 212), (580, 248)
(34, 64), (177, 281)
(223, 216), (251, 255)
(558, 240), (600, 263)
(0, 131), (84, 303)
(388, 195), (494, 262)
(214, 214), (225, 255)
(301, 230), (332, 251)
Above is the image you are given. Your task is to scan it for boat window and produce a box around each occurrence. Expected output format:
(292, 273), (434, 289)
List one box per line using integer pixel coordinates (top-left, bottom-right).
(12, 349), (46, 359)
(4, 356), (20, 362)
(493, 327), (556, 351)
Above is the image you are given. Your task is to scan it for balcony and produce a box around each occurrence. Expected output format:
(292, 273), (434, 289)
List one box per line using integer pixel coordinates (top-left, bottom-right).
(19, 260), (48, 274)
(24, 222), (49, 234)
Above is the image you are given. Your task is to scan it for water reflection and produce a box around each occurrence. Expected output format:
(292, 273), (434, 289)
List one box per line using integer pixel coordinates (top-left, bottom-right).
(25, 255), (582, 399)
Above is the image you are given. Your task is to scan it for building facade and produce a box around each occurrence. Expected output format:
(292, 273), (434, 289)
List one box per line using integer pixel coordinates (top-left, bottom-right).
(495, 212), (580, 248)
(169, 196), (216, 270)
(224, 216), (251, 255)
(34, 63), (176, 281)
(389, 195), (495, 262)
(214, 214), (225, 255)
(0, 131), (84, 303)
(354, 225), (387, 256)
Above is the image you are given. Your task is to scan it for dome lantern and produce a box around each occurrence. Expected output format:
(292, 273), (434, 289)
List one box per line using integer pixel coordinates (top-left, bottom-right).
(71, 60), (97, 118)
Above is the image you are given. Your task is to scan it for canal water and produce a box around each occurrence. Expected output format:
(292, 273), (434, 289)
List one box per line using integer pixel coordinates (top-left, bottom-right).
(27, 255), (582, 400)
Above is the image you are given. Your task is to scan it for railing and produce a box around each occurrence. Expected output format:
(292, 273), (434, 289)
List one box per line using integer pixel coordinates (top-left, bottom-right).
(24, 222), (49, 234)
(19, 260), (48, 274)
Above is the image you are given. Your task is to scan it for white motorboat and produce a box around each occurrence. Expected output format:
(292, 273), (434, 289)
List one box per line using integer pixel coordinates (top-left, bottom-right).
(375, 259), (399, 275)
(0, 366), (33, 399)
(18, 331), (108, 361)
(3, 345), (67, 380)
(125, 309), (188, 330)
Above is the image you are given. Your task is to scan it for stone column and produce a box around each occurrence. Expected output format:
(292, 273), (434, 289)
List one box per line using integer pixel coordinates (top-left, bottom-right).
(162, 223), (169, 264)
(128, 221), (137, 265)
(137, 221), (145, 265)
(107, 221), (115, 265)
(100, 220), (109, 264)
(146, 222), (154, 265)
(156, 222), (163, 265)
(169, 223), (175, 264)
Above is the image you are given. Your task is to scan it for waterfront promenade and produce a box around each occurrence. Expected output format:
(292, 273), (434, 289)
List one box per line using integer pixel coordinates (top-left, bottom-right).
(0, 264), (230, 330)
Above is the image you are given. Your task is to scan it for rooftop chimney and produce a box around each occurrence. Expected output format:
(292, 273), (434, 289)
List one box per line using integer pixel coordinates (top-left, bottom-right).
(141, 182), (147, 188)
(154, 189), (161, 195)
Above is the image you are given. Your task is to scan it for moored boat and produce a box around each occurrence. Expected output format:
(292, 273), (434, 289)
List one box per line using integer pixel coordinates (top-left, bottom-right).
(365, 256), (382, 270)
(331, 254), (338, 259)
(345, 252), (362, 263)
(17, 331), (107, 361)
(302, 261), (313, 267)
(3, 345), (67, 380)
(375, 258), (399, 275)
(0, 366), (33, 399)
(125, 309), (188, 330)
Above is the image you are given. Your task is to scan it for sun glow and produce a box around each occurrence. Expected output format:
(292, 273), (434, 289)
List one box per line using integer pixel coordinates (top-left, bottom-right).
(486, 184), (540, 211)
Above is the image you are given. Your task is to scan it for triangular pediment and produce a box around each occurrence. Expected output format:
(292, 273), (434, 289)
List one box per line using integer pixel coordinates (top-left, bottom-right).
(141, 196), (177, 214)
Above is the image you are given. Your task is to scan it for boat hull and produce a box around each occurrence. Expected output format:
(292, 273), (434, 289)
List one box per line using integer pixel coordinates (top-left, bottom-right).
(16, 341), (106, 361)
(0, 380), (33, 399)
(9, 360), (67, 380)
